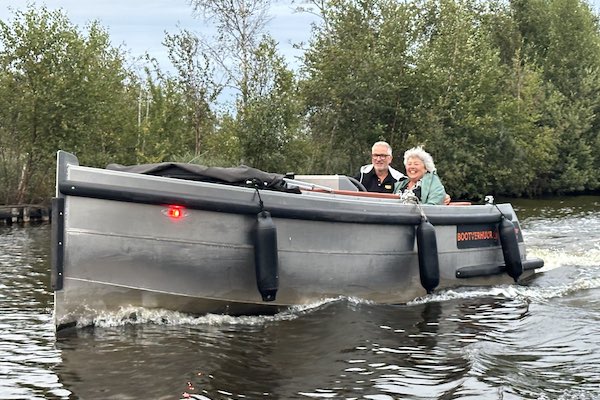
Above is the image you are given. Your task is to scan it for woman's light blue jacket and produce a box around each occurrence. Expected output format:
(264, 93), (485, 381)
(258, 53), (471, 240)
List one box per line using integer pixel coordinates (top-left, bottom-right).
(393, 172), (447, 205)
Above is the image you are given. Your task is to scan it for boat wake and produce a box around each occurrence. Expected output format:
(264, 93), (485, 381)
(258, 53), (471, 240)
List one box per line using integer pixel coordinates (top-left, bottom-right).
(409, 274), (600, 305)
(409, 261), (600, 308)
(79, 244), (600, 329)
(528, 247), (600, 270)
(86, 297), (345, 328)
(82, 265), (600, 328)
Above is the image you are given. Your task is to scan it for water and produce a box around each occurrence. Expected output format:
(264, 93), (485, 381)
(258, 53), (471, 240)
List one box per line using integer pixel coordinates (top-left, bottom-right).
(0, 196), (599, 400)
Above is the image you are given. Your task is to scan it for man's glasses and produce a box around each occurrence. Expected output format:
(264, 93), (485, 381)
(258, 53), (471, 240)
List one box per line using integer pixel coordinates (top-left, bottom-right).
(372, 154), (390, 159)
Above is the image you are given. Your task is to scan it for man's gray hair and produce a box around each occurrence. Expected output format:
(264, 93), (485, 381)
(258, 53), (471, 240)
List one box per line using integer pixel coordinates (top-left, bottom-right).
(403, 146), (436, 172)
(372, 141), (392, 156)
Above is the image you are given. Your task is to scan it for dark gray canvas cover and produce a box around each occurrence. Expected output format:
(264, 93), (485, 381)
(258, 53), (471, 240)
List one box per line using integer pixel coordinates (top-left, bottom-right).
(106, 162), (296, 192)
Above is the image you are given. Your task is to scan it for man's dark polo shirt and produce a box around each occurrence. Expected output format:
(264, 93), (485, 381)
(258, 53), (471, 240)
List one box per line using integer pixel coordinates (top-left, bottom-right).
(361, 168), (397, 193)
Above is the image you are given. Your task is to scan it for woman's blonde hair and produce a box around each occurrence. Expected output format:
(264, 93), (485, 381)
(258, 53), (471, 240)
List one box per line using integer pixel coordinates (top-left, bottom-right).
(403, 146), (436, 172)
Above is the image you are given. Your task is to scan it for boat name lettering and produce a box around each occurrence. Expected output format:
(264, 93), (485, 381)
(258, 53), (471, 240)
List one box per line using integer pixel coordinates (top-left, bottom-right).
(457, 230), (498, 241)
(456, 224), (500, 249)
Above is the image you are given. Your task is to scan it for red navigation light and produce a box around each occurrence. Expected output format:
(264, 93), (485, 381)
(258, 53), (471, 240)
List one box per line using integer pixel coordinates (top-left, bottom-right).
(166, 205), (185, 220)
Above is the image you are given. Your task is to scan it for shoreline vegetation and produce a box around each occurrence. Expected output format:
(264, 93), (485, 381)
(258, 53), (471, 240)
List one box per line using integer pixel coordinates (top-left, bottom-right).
(1, 0), (599, 206)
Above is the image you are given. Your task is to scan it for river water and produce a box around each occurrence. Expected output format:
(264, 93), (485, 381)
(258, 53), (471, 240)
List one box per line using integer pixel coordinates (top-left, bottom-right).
(0, 196), (599, 400)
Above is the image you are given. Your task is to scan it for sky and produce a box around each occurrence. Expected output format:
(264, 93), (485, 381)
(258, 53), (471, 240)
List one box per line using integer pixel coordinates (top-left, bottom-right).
(2, 0), (600, 74)
(0, 0), (319, 72)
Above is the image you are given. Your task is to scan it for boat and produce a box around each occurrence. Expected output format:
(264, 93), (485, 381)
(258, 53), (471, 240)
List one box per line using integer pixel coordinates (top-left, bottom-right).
(51, 150), (544, 331)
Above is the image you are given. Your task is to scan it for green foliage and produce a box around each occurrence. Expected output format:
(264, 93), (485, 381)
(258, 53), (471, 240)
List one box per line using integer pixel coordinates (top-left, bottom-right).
(163, 29), (221, 156)
(299, 0), (600, 198)
(0, 6), (137, 202)
(406, 0), (554, 198)
(300, 0), (420, 174)
(133, 67), (196, 163)
(193, 113), (243, 166)
(188, 0), (272, 107)
(228, 36), (311, 173)
(512, 0), (600, 194)
(1, 0), (600, 204)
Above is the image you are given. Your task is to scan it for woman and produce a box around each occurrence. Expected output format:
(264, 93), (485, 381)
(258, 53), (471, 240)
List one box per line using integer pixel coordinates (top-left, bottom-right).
(393, 146), (447, 205)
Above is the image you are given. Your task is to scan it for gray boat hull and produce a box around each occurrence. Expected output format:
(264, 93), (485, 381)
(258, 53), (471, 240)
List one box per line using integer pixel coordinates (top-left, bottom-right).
(52, 151), (542, 330)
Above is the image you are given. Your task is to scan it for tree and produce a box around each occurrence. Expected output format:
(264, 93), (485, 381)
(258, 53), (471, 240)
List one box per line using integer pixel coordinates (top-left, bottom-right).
(163, 29), (221, 157)
(298, 0), (563, 198)
(185, 0), (308, 171)
(512, 0), (600, 192)
(0, 6), (138, 203)
(188, 0), (272, 107)
(132, 63), (197, 163)
(299, 0), (420, 174)
(235, 36), (308, 172)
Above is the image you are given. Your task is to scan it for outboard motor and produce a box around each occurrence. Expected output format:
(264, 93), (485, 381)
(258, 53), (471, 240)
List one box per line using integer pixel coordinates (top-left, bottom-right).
(416, 217), (440, 294)
(254, 211), (279, 301)
(498, 217), (523, 282)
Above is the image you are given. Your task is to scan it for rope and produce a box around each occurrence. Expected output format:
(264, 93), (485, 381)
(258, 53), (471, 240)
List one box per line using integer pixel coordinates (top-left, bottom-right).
(247, 179), (265, 213)
(486, 195), (506, 220)
(415, 198), (428, 221)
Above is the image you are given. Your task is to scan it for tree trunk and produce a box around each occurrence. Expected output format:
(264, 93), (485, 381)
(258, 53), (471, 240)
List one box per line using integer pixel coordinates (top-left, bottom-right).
(15, 155), (31, 204)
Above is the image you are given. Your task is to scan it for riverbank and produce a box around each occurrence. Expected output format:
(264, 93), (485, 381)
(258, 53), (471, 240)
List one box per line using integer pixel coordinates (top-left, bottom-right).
(0, 204), (50, 225)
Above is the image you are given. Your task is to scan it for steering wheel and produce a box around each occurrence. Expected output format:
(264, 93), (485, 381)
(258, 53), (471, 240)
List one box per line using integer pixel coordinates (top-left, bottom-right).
(347, 176), (367, 192)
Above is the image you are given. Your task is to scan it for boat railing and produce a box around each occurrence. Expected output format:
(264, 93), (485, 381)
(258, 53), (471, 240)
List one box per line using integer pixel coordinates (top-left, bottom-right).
(283, 176), (401, 199)
(282, 178), (335, 193)
(304, 188), (401, 199)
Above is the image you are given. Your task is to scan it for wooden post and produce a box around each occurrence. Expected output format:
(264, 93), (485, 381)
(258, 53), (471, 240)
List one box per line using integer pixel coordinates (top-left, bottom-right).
(42, 207), (50, 222)
(23, 206), (30, 223)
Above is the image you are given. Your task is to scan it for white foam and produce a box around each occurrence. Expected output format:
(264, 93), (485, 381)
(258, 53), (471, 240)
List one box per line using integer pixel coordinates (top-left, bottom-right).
(408, 272), (600, 306)
(87, 297), (341, 328)
(528, 247), (600, 270)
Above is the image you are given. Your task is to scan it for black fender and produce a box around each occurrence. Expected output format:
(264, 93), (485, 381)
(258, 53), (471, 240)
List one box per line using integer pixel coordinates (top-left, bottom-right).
(416, 218), (440, 293)
(254, 211), (279, 301)
(499, 218), (523, 282)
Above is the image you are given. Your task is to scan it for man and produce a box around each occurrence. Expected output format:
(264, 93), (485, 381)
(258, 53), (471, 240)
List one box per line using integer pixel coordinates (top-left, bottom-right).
(356, 141), (404, 193)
